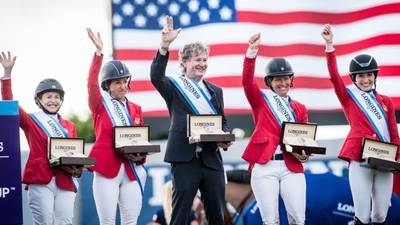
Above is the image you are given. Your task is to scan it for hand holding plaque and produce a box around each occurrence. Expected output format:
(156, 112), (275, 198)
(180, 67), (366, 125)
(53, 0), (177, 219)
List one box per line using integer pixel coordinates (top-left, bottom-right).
(281, 122), (326, 155)
(61, 165), (83, 178)
(113, 126), (161, 155)
(187, 115), (235, 144)
(360, 138), (400, 172)
(48, 137), (96, 167)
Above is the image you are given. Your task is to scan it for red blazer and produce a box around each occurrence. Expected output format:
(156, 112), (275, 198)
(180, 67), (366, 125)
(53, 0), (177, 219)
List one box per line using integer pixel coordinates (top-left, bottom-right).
(241, 57), (308, 173)
(1, 79), (78, 192)
(87, 53), (144, 180)
(326, 51), (400, 161)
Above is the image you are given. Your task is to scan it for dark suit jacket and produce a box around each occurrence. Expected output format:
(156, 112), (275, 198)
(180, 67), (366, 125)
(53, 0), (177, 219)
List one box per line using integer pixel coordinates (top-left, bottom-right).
(151, 51), (230, 170)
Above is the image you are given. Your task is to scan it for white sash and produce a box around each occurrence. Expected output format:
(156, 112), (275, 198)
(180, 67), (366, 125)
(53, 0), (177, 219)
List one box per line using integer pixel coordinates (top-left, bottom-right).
(168, 75), (217, 115)
(261, 89), (297, 126)
(346, 86), (390, 142)
(30, 111), (68, 137)
(101, 91), (133, 126)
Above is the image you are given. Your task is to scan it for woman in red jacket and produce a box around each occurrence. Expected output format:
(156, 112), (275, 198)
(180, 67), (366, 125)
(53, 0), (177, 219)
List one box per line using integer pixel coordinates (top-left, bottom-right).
(241, 34), (309, 225)
(0, 51), (81, 225)
(86, 29), (147, 225)
(322, 25), (400, 225)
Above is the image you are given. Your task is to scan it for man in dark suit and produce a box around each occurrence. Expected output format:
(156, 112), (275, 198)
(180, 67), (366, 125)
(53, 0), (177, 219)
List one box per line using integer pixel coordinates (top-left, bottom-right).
(150, 16), (232, 225)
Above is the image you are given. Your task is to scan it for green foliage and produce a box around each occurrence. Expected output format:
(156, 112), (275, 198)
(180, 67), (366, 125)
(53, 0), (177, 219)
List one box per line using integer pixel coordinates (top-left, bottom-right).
(68, 113), (95, 143)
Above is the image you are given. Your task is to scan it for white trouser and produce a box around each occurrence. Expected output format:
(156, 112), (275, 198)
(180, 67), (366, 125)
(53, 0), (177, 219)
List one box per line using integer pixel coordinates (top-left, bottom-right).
(28, 177), (77, 225)
(93, 163), (147, 225)
(349, 161), (393, 224)
(251, 161), (306, 225)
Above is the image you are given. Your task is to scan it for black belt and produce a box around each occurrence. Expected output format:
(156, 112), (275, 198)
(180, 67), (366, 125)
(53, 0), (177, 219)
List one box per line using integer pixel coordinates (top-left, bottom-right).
(271, 153), (283, 160)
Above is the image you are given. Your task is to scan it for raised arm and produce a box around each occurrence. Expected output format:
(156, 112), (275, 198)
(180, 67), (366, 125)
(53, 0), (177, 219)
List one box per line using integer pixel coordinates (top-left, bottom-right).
(321, 24), (349, 104)
(86, 28), (104, 113)
(242, 33), (264, 109)
(159, 15), (181, 56)
(0, 51), (16, 99)
(150, 16), (181, 101)
(0, 51), (31, 127)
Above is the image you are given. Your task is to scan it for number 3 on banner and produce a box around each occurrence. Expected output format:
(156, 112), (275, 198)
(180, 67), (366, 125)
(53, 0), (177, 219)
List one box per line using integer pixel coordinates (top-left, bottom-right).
(0, 142), (4, 152)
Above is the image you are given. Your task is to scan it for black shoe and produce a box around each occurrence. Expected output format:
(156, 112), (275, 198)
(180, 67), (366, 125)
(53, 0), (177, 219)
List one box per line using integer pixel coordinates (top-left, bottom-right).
(372, 221), (386, 225)
(353, 217), (369, 225)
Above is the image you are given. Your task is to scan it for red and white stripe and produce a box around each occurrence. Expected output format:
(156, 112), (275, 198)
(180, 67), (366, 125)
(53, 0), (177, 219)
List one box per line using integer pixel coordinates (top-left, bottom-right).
(114, 0), (400, 116)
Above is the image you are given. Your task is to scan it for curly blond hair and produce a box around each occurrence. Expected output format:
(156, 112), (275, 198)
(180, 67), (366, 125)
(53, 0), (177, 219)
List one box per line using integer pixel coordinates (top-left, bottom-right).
(178, 42), (209, 73)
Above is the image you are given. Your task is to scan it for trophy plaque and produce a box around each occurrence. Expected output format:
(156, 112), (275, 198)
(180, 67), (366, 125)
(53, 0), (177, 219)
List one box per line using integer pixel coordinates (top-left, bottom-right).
(360, 138), (400, 172)
(281, 122), (326, 155)
(187, 114), (235, 144)
(48, 137), (96, 167)
(113, 125), (160, 155)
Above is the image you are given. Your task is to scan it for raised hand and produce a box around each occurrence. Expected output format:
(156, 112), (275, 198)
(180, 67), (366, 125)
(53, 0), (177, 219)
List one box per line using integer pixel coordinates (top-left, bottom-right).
(87, 28), (103, 55)
(161, 16), (181, 48)
(321, 24), (333, 44)
(248, 33), (261, 50)
(0, 51), (17, 78)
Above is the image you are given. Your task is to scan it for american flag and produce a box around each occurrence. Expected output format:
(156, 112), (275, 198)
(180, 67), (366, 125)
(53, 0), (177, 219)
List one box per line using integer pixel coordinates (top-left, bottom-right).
(112, 0), (400, 117)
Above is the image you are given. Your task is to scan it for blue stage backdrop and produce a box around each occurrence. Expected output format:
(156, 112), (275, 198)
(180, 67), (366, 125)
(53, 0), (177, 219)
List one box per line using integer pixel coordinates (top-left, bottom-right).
(0, 101), (23, 225)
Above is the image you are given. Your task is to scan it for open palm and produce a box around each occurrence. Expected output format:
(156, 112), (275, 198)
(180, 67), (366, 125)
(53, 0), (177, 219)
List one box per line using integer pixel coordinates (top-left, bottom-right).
(0, 51), (16, 76)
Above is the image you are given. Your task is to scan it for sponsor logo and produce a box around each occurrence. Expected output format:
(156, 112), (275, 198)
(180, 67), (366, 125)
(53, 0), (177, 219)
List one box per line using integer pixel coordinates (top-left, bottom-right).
(111, 100), (128, 125)
(361, 93), (382, 120)
(47, 119), (63, 137)
(337, 202), (354, 214)
(0, 187), (15, 198)
(180, 76), (201, 99)
(273, 95), (291, 121)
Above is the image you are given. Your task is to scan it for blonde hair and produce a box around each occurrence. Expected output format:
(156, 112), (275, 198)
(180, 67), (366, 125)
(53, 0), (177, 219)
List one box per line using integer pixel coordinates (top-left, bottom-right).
(178, 42), (209, 73)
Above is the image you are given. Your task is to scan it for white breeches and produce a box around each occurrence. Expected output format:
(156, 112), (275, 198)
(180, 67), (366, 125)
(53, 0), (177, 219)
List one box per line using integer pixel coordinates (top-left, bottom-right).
(251, 160), (306, 225)
(93, 163), (147, 225)
(349, 161), (393, 224)
(28, 177), (77, 225)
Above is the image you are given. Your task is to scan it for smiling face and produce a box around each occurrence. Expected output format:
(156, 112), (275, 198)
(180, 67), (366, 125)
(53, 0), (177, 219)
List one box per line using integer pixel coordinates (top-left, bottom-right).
(270, 75), (293, 97)
(38, 91), (62, 113)
(354, 72), (375, 92)
(183, 52), (208, 82)
(109, 77), (130, 100)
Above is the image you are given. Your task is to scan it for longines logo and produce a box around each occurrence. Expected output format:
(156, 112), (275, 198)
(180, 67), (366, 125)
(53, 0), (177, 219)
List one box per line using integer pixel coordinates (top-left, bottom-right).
(337, 202), (354, 214)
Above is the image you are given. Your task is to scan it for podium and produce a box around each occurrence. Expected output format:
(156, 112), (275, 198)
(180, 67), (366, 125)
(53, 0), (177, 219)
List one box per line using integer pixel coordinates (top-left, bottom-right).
(0, 101), (23, 225)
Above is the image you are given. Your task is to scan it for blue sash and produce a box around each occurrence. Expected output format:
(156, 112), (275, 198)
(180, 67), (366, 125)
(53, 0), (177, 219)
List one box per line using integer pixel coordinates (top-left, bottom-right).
(347, 86), (390, 142)
(30, 111), (68, 137)
(168, 75), (217, 115)
(261, 89), (297, 126)
(101, 91), (133, 126)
